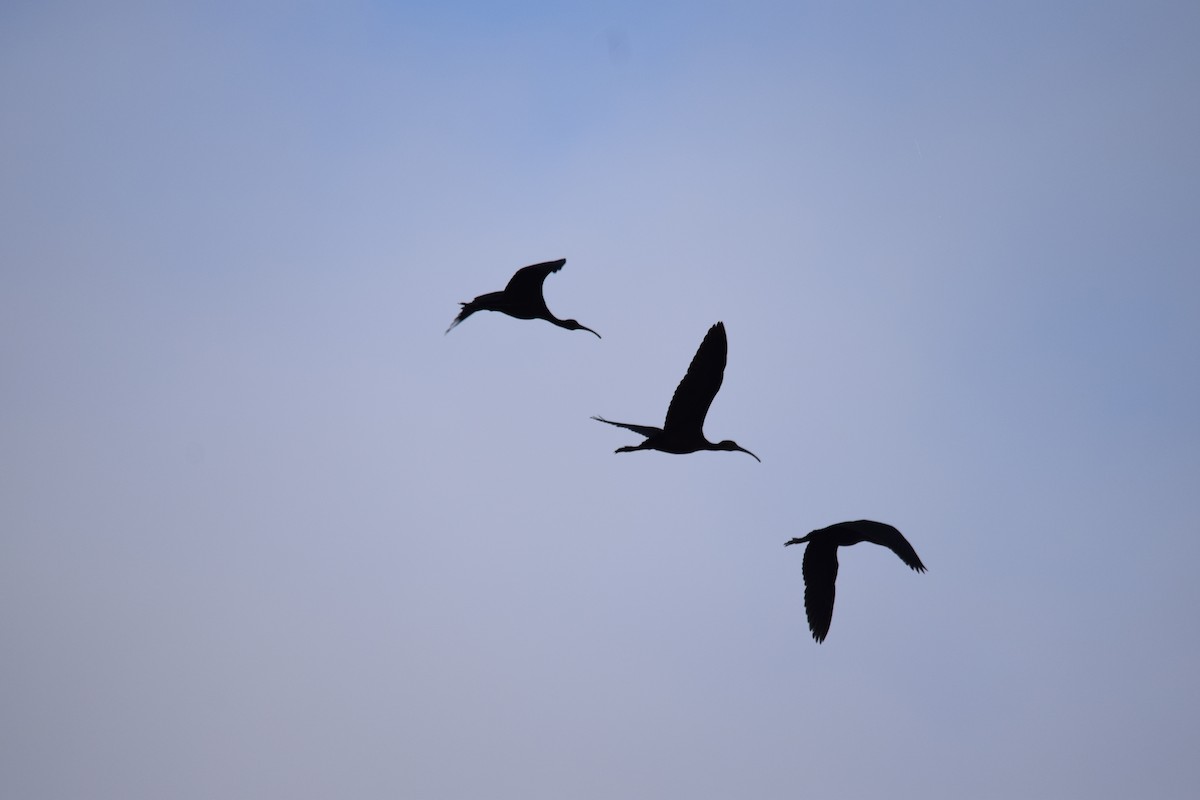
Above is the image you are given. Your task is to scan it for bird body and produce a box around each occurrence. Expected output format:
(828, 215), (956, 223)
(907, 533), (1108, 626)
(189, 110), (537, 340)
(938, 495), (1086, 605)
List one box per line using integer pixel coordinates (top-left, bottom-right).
(785, 520), (926, 642)
(446, 258), (600, 337)
(593, 322), (759, 461)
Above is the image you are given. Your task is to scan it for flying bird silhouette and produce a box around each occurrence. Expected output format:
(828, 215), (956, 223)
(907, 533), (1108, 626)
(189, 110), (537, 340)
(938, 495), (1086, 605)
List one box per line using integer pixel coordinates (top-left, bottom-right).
(593, 321), (759, 461)
(785, 520), (926, 643)
(445, 258), (600, 337)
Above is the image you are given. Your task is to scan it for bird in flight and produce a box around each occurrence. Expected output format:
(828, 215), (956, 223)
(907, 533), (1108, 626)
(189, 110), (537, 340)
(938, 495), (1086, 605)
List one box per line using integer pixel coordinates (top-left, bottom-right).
(785, 520), (926, 643)
(445, 258), (600, 337)
(593, 321), (759, 461)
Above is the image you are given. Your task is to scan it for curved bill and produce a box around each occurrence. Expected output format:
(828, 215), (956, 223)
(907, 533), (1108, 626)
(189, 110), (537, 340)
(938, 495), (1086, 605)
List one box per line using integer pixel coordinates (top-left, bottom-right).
(737, 445), (761, 462)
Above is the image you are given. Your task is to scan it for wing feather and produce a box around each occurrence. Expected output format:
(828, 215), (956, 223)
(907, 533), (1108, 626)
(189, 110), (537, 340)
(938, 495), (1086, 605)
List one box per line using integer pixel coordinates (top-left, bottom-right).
(848, 520), (927, 572)
(590, 416), (663, 439)
(504, 258), (567, 295)
(802, 541), (838, 643)
(445, 290), (504, 333)
(663, 322), (727, 435)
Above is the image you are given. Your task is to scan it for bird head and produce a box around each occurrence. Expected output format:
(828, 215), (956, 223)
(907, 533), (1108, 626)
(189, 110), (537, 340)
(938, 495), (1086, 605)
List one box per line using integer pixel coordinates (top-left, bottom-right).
(716, 440), (760, 462)
(563, 320), (601, 338)
(783, 533), (812, 547)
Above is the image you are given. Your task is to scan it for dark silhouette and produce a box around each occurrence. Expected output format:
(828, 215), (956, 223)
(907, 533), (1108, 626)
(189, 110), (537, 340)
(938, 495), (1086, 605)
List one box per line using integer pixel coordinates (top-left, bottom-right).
(593, 322), (759, 461)
(785, 520), (926, 643)
(445, 258), (600, 337)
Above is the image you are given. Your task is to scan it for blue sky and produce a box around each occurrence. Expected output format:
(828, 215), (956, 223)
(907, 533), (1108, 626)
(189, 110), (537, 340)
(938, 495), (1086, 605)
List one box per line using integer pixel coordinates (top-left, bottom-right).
(2, 2), (1198, 797)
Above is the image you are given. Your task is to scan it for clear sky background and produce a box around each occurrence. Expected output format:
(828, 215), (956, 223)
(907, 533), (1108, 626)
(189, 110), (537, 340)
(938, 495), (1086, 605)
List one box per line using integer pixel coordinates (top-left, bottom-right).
(2, 2), (1198, 798)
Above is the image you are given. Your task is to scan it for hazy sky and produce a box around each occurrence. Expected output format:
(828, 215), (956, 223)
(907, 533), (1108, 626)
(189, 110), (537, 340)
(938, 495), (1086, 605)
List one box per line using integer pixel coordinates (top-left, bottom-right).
(3, 2), (1198, 798)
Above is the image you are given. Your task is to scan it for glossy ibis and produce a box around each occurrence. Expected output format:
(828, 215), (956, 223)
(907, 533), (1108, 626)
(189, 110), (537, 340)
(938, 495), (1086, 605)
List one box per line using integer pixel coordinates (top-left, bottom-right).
(785, 520), (926, 642)
(445, 258), (600, 337)
(593, 322), (759, 461)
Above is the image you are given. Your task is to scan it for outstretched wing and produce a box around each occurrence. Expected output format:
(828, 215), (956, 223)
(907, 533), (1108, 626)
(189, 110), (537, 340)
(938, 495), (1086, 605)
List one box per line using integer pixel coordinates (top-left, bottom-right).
(504, 258), (567, 296)
(663, 322), (727, 435)
(802, 541), (839, 643)
(846, 520), (927, 572)
(590, 416), (662, 439)
(849, 522), (921, 573)
(445, 290), (503, 333)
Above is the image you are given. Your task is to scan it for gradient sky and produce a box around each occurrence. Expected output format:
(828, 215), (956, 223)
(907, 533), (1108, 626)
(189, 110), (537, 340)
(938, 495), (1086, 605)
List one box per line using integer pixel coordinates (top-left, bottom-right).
(3, 2), (1198, 798)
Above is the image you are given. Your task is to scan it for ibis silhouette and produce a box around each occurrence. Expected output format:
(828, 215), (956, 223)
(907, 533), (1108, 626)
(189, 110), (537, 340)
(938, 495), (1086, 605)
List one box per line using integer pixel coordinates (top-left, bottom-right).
(445, 258), (600, 337)
(785, 520), (926, 643)
(593, 322), (759, 461)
